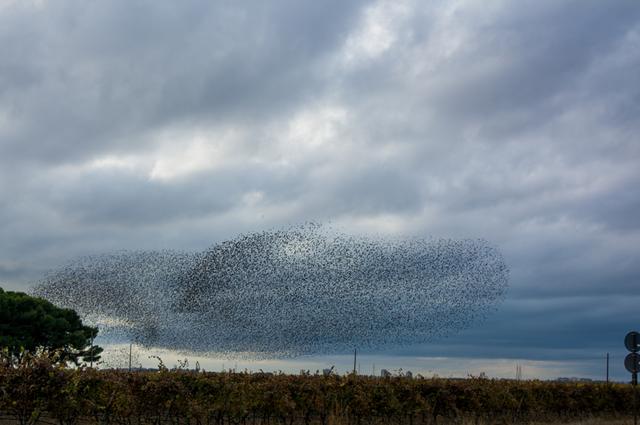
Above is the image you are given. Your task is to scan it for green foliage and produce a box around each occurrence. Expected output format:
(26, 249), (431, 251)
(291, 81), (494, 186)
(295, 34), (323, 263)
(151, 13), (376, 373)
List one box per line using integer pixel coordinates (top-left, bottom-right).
(0, 287), (102, 366)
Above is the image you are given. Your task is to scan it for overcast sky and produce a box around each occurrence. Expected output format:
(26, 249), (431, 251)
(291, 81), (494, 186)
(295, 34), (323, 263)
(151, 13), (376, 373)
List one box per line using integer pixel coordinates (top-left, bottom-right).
(1, 0), (639, 379)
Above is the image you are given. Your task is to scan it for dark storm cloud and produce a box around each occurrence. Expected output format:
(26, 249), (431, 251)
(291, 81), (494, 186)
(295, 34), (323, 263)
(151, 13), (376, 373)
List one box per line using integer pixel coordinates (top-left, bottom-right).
(394, 293), (640, 378)
(1, 0), (639, 375)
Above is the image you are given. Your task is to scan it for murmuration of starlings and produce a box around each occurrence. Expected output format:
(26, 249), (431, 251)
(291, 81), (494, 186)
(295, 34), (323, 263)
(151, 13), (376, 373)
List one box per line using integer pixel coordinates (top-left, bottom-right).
(34, 223), (509, 359)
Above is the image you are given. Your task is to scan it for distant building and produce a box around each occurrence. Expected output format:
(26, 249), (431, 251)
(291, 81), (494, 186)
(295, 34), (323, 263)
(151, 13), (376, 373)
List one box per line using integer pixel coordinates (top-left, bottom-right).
(381, 369), (391, 377)
(405, 371), (413, 379)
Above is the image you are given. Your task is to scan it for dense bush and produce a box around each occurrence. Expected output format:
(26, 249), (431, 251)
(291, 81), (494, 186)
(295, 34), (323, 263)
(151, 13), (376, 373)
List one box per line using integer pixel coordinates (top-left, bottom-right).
(0, 355), (635, 425)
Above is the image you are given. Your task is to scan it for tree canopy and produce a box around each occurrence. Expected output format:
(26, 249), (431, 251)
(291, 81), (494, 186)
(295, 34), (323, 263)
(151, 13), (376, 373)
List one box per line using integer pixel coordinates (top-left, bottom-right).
(0, 287), (102, 365)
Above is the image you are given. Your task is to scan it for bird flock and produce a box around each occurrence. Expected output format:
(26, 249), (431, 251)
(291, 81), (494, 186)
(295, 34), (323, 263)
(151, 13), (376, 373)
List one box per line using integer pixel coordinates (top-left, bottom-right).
(34, 224), (509, 358)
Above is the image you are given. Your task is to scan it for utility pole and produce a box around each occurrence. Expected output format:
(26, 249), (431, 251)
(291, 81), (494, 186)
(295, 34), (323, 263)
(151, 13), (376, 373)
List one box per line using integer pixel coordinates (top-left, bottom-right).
(353, 348), (357, 375)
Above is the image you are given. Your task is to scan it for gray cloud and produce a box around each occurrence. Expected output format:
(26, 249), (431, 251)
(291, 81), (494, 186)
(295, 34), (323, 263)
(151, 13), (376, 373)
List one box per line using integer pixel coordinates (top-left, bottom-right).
(0, 0), (639, 376)
(0, 0), (368, 163)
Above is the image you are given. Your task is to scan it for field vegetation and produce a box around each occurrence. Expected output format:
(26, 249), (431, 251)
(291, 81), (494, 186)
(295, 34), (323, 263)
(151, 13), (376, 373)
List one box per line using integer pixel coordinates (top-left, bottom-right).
(0, 352), (636, 425)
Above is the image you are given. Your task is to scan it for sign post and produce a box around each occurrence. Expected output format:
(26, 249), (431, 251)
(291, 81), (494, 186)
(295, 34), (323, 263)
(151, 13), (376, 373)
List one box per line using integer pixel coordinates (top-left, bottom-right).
(625, 331), (640, 425)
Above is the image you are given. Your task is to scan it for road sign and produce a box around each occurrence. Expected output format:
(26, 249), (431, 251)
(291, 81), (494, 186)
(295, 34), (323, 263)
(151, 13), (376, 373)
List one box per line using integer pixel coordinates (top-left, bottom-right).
(627, 331), (640, 352)
(625, 332), (640, 425)
(626, 353), (640, 374)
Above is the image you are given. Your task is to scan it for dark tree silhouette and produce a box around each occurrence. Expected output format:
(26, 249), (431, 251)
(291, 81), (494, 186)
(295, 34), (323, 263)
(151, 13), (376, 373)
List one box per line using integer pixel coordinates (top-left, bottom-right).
(0, 287), (101, 365)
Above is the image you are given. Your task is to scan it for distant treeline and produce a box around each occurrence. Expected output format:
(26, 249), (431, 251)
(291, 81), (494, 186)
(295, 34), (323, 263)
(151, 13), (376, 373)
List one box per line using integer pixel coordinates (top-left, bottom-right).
(0, 355), (634, 425)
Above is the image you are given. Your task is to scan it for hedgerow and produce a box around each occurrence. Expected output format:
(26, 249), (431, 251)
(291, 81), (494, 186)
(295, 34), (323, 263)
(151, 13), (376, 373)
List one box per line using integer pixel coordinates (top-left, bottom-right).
(0, 354), (634, 424)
